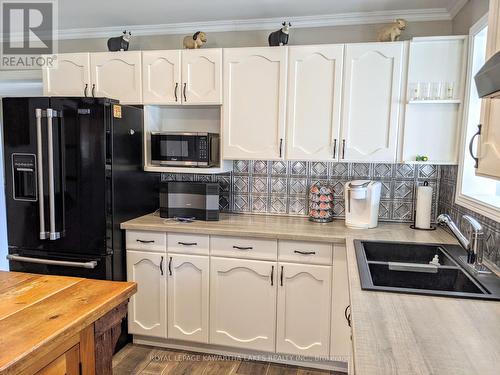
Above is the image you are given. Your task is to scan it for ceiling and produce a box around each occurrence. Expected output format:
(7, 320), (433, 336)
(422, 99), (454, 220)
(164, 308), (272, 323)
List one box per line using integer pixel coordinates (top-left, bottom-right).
(56, 0), (468, 39)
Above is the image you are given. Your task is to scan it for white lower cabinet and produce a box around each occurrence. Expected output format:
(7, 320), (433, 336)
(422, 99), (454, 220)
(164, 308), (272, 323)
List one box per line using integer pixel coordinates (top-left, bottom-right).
(331, 244), (352, 360)
(126, 230), (352, 366)
(276, 262), (332, 357)
(127, 250), (167, 338)
(167, 254), (209, 343)
(210, 257), (277, 351)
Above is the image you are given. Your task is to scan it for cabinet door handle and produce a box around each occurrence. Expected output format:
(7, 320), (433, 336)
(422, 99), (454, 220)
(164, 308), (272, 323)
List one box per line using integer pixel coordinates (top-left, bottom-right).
(279, 138), (283, 158)
(342, 139), (346, 159)
(333, 139), (337, 159)
(468, 124), (482, 168)
(84, 84), (88, 97)
(183, 83), (187, 102)
(280, 265), (284, 286)
(270, 265), (274, 286)
(233, 245), (253, 250)
(91, 84), (96, 97)
(293, 250), (316, 255)
(160, 256), (164, 276)
(174, 82), (178, 102)
(344, 304), (351, 327)
(136, 239), (154, 244)
(178, 241), (197, 246)
(168, 256), (172, 276)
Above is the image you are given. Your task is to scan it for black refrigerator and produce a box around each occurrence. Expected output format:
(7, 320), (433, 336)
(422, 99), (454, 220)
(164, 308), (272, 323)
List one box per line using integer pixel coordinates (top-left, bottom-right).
(2, 97), (158, 281)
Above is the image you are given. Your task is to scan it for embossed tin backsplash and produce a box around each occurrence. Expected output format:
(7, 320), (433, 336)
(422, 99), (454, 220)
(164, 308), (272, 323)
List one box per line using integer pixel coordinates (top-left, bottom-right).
(439, 165), (500, 267)
(161, 160), (441, 223)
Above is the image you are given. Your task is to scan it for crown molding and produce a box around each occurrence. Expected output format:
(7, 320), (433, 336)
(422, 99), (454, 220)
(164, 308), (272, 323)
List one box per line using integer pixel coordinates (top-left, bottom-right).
(57, 8), (453, 40)
(447, 0), (469, 19)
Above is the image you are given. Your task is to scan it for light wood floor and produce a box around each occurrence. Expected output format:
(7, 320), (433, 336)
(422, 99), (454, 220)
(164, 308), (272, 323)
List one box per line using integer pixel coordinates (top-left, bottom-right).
(113, 344), (345, 375)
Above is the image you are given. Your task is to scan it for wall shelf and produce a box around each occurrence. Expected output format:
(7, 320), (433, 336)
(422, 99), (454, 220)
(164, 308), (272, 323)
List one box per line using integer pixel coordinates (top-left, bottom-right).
(407, 99), (462, 104)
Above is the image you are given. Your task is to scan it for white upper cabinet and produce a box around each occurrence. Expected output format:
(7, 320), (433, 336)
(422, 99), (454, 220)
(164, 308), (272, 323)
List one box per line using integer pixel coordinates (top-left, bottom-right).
(402, 36), (467, 164)
(477, 0), (500, 180)
(276, 262), (332, 357)
(286, 45), (344, 161)
(142, 50), (181, 105)
(210, 257), (277, 352)
(127, 250), (167, 338)
(90, 51), (143, 104)
(167, 254), (209, 343)
(42, 53), (90, 97)
(341, 42), (405, 162)
(182, 49), (222, 104)
(223, 47), (287, 160)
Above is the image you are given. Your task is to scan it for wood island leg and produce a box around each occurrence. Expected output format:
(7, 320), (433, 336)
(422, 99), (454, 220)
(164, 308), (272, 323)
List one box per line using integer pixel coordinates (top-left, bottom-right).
(80, 324), (96, 375)
(94, 301), (129, 375)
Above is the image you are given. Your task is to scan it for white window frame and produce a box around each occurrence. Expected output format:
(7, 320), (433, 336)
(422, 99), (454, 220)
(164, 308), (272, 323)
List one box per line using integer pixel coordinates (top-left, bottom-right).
(456, 12), (500, 222)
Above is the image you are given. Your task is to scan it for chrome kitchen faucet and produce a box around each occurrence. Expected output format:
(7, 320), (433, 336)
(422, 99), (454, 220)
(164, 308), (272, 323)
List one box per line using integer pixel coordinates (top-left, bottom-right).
(437, 214), (491, 274)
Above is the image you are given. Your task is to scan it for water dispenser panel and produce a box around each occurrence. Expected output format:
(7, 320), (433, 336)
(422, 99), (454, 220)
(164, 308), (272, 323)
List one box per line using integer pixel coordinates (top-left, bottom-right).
(12, 153), (37, 201)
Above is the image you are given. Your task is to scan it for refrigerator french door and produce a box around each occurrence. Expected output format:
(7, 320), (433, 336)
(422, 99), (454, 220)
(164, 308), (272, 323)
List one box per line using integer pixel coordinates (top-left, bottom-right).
(2, 97), (157, 280)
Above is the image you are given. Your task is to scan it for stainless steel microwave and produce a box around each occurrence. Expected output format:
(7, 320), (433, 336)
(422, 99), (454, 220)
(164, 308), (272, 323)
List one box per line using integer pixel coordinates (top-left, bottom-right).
(150, 132), (220, 167)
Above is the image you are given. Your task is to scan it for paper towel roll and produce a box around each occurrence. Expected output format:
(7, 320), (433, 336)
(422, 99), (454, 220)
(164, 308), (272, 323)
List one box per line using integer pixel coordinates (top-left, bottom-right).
(415, 184), (433, 229)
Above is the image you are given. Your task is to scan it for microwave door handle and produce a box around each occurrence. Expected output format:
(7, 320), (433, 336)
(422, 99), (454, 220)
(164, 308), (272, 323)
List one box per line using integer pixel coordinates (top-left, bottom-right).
(46, 109), (61, 240)
(35, 109), (48, 240)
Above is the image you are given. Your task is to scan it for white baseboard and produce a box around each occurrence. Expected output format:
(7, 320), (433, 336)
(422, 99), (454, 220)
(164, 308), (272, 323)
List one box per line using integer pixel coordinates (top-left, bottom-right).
(132, 335), (349, 373)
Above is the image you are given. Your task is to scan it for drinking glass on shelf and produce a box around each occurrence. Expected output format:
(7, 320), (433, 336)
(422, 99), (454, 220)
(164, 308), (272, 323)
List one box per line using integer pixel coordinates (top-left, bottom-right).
(445, 82), (455, 99)
(409, 82), (421, 100)
(431, 82), (444, 100)
(421, 82), (431, 100)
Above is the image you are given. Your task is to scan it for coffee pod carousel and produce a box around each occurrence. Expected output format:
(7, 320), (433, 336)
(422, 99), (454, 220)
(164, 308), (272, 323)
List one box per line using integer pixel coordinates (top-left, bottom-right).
(308, 183), (334, 223)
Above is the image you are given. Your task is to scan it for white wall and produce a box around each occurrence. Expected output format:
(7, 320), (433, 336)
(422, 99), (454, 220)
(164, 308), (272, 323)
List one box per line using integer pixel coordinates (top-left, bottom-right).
(57, 20), (453, 52)
(452, 0), (490, 35)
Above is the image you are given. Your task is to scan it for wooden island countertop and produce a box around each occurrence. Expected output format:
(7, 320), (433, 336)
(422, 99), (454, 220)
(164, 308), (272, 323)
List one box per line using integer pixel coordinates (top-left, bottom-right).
(0, 271), (136, 375)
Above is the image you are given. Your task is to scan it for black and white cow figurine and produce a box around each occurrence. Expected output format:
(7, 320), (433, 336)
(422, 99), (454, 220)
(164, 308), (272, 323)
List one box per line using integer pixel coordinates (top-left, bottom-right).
(268, 22), (291, 46)
(107, 31), (131, 52)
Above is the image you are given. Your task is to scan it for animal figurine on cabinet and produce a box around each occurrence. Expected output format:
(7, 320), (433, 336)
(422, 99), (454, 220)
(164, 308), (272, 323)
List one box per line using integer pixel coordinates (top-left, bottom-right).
(268, 22), (291, 46)
(377, 19), (407, 42)
(183, 31), (207, 49)
(107, 31), (131, 51)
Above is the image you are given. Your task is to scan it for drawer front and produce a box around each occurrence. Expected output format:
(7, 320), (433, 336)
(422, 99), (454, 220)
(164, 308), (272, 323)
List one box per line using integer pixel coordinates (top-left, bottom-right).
(168, 233), (209, 255)
(126, 230), (166, 252)
(211, 236), (277, 261)
(278, 240), (332, 265)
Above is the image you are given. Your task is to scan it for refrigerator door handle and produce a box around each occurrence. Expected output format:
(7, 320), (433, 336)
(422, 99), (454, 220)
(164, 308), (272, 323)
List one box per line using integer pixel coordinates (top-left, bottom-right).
(7, 254), (98, 269)
(46, 109), (61, 240)
(35, 108), (49, 240)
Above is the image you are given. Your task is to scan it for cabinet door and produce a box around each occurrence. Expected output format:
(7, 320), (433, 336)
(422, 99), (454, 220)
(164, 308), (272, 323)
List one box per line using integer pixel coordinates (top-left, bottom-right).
(167, 254), (209, 343)
(331, 244), (352, 360)
(210, 257), (277, 351)
(286, 45), (344, 160)
(127, 251), (167, 338)
(477, 0), (500, 180)
(341, 42), (404, 162)
(142, 50), (181, 104)
(276, 262), (332, 357)
(90, 51), (142, 104)
(223, 47), (287, 160)
(42, 53), (90, 96)
(181, 49), (222, 104)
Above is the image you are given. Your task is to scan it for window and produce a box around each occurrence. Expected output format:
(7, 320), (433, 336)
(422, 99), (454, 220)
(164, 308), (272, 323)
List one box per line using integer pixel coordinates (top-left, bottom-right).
(457, 14), (500, 221)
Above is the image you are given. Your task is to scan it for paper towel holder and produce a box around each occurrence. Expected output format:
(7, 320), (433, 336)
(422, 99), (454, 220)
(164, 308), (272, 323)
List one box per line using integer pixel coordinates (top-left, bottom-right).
(410, 181), (437, 231)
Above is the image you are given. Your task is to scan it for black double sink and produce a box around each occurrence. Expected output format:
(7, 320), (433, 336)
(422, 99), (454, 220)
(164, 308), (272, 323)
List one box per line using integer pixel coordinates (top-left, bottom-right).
(354, 240), (500, 300)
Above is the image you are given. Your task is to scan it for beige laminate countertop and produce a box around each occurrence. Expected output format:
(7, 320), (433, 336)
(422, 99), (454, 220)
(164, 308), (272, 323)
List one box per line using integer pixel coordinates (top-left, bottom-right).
(121, 213), (500, 375)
